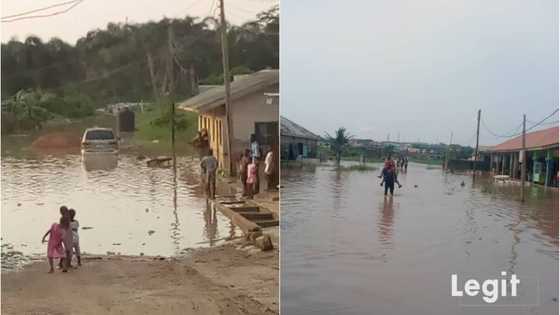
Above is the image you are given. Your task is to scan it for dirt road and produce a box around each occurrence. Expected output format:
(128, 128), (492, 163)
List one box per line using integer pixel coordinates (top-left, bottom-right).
(1, 243), (278, 315)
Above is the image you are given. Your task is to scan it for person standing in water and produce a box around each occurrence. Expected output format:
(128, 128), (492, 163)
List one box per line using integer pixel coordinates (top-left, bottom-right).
(380, 165), (396, 196)
(404, 156), (409, 172)
(200, 149), (218, 199)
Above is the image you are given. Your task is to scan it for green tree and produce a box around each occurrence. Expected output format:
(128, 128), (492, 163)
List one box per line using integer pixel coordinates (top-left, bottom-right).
(325, 127), (352, 166)
(1, 5), (278, 109)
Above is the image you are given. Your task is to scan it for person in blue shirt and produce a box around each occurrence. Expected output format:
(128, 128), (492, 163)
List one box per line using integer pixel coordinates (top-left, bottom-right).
(379, 163), (402, 196)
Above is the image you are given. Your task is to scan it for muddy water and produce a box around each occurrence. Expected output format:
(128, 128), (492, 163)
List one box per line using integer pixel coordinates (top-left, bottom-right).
(1, 152), (239, 271)
(281, 162), (558, 315)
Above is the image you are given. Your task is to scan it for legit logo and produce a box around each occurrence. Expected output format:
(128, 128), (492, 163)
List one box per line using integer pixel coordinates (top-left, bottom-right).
(451, 271), (520, 304)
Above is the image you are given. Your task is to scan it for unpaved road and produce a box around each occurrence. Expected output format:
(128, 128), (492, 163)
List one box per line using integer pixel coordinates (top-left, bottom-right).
(2, 244), (278, 315)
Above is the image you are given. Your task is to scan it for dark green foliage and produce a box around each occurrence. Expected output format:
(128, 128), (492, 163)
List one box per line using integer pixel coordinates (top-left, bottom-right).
(150, 110), (190, 131)
(325, 128), (352, 165)
(1, 6), (279, 107)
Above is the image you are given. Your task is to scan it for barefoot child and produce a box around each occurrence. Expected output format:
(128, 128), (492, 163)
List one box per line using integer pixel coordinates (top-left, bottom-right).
(246, 158), (258, 199)
(68, 209), (81, 266)
(58, 206), (73, 269)
(42, 216), (68, 273)
(58, 206), (69, 269)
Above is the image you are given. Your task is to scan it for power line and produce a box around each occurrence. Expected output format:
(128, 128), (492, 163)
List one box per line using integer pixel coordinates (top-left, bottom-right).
(2, 0), (84, 23)
(481, 117), (523, 138)
(481, 108), (559, 139)
(526, 108), (559, 131)
(2, 0), (80, 19)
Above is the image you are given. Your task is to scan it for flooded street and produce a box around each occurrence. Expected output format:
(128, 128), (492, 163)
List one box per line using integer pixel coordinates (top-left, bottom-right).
(1, 152), (239, 270)
(281, 162), (558, 315)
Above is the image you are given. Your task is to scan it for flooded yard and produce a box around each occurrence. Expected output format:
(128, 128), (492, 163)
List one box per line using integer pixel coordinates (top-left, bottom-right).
(281, 162), (558, 315)
(1, 151), (240, 271)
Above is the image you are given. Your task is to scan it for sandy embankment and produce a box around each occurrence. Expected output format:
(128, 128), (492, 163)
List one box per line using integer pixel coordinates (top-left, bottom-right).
(1, 241), (279, 315)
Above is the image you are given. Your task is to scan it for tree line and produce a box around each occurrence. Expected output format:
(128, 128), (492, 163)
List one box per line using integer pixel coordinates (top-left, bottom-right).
(1, 5), (278, 123)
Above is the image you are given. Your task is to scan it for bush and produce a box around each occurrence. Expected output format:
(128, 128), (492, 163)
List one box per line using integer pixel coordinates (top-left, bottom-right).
(151, 111), (190, 130)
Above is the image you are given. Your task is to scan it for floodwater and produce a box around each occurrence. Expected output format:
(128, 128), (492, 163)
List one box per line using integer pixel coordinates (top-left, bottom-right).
(281, 162), (558, 315)
(1, 151), (239, 271)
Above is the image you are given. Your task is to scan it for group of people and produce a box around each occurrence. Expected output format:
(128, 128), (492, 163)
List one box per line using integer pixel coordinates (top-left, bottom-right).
(378, 156), (403, 196)
(194, 129), (276, 200)
(239, 135), (275, 199)
(42, 206), (81, 273)
(396, 155), (409, 172)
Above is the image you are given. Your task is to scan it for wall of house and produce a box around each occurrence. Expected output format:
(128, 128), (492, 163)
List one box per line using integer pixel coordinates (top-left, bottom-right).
(281, 136), (318, 160)
(487, 146), (559, 187)
(229, 83), (279, 163)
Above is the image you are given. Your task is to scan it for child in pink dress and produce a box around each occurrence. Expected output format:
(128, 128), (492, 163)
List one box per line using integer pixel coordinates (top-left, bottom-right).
(42, 216), (69, 273)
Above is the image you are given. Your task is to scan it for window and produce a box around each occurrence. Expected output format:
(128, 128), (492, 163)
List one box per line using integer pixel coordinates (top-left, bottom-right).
(85, 129), (115, 140)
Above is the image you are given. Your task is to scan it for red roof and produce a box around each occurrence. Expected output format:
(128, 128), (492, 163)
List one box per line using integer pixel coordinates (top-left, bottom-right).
(491, 126), (559, 152)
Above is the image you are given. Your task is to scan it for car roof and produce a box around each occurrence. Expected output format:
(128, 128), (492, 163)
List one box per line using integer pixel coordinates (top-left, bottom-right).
(84, 127), (114, 132)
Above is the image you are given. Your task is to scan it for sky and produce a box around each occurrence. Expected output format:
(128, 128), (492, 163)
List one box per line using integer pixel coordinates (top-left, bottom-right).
(281, 0), (559, 146)
(1, 0), (276, 44)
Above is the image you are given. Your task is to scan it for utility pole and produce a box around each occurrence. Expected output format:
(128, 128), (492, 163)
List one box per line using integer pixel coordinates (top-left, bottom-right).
(168, 24), (176, 169)
(472, 109), (481, 182)
(445, 131), (453, 170)
(219, 0), (233, 175)
(521, 114), (526, 202)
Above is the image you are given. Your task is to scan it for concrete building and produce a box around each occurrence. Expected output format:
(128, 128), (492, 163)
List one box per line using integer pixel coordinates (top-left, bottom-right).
(484, 126), (559, 187)
(179, 69), (279, 175)
(280, 116), (321, 160)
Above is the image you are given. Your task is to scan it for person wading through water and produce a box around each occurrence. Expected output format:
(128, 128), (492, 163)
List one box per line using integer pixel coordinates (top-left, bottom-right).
(200, 149), (218, 199)
(378, 156), (402, 196)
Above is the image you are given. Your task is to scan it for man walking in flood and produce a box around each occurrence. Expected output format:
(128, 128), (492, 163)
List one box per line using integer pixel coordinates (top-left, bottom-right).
(200, 149), (218, 199)
(380, 165), (396, 196)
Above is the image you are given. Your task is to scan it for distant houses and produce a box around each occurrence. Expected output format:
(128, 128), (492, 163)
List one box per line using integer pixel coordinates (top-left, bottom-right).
(179, 69), (279, 175)
(280, 117), (321, 160)
(481, 126), (558, 187)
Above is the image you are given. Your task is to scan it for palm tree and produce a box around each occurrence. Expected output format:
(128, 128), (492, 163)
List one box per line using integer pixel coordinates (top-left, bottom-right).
(325, 127), (352, 166)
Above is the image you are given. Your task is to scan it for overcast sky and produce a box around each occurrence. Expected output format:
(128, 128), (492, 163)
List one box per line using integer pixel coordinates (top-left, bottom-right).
(281, 0), (559, 146)
(1, 0), (276, 44)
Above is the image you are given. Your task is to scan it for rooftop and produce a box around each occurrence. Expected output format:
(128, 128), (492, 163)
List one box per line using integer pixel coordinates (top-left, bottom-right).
(178, 69), (279, 113)
(491, 126), (558, 152)
(281, 116), (321, 141)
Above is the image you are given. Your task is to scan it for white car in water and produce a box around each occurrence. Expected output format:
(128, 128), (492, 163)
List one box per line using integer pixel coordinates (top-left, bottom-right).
(81, 128), (118, 153)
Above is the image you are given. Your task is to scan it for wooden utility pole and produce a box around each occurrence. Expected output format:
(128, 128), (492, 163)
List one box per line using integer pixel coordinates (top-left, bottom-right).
(219, 0), (233, 175)
(472, 109), (481, 182)
(521, 114), (526, 202)
(168, 24), (176, 169)
(445, 131), (453, 170)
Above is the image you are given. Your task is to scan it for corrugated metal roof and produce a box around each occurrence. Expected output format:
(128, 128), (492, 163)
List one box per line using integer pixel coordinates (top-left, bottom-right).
(178, 69), (278, 112)
(281, 116), (321, 140)
(491, 126), (558, 152)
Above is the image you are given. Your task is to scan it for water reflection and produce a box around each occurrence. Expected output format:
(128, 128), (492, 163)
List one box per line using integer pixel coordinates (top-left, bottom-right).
(82, 152), (118, 171)
(1, 154), (239, 261)
(203, 202), (218, 246)
(378, 196), (395, 249)
(282, 162), (558, 315)
(170, 164), (181, 255)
